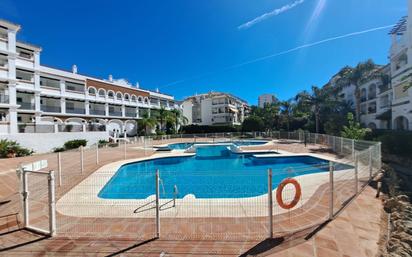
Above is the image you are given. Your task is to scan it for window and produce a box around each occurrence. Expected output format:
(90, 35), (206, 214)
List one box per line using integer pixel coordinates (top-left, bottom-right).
(88, 87), (96, 95)
(108, 91), (114, 98)
(98, 89), (106, 97)
(116, 92), (123, 100)
(40, 77), (60, 89)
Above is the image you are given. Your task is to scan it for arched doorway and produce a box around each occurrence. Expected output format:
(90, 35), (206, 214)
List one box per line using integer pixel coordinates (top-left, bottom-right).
(394, 116), (409, 131)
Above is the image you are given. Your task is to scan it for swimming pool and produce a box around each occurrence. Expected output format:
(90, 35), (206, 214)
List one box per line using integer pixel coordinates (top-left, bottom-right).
(98, 145), (347, 200)
(168, 140), (268, 150)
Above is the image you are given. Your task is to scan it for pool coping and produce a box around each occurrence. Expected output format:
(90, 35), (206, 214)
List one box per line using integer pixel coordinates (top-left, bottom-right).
(56, 148), (361, 219)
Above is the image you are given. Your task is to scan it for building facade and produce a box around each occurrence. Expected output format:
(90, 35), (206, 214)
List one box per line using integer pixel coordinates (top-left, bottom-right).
(0, 19), (177, 136)
(258, 94), (277, 108)
(334, 3), (412, 131)
(182, 92), (248, 126)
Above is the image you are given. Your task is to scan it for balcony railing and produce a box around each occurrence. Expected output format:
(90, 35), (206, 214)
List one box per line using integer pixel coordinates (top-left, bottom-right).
(0, 94), (9, 103)
(125, 112), (136, 117)
(41, 105), (61, 113)
(66, 108), (86, 114)
(18, 124), (54, 133)
(109, 111), (122, 117)
(90, 109), (106, 115)
(18, 102), (35, 110)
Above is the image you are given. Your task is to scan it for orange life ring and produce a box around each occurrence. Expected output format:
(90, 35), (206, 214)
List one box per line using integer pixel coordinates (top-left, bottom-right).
(276, 178), (302, 209)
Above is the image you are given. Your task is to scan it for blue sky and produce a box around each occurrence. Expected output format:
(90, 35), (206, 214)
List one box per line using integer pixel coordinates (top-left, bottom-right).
(0, 0), (407, 104)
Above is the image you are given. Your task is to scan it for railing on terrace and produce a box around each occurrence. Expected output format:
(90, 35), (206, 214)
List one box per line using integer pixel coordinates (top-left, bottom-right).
(18, 123), (55, 133)
(89, 109), (105, 116)
(41, 106), (61, 113)
(0, 94), (9, 103)
(14, 131), (381, 242)
(66, 108), (85, 114)
(18, 102), (35, 110)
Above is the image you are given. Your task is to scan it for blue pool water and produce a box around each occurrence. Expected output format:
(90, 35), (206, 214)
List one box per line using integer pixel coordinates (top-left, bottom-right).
(168, 140), (267, 150)
(99, 145), (350, 199)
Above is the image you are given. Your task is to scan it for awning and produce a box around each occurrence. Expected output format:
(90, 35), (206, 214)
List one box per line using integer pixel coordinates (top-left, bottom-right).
(376, 109), (391, 120)
(229, 107), (238, 113)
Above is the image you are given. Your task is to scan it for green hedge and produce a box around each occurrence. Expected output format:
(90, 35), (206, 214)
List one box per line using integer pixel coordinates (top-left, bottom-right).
(181, 125), (240, 134)
(365, 130), (412, 157)
(0, 139), (33, 158)
(63, 139), (87, 150)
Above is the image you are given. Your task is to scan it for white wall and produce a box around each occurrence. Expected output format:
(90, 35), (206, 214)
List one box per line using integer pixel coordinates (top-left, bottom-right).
(0, 131), (109, 153)
(201, 98), (213, 125)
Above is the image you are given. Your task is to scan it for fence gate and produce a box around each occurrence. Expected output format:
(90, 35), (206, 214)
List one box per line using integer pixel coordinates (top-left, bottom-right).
(17, 162), (56, 236)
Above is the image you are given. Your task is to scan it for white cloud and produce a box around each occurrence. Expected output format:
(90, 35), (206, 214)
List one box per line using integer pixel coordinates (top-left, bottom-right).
(238, 0), (305, 30)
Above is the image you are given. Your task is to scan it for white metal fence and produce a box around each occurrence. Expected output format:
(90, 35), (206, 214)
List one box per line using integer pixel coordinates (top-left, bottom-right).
(16, 131), (381, 241)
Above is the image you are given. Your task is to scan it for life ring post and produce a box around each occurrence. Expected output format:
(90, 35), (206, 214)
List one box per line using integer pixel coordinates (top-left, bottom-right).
(267, 168), (273, 238)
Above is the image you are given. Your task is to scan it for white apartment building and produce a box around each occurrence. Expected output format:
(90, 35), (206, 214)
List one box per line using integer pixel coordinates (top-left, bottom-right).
(0, 19), (177, 137)
(258, 94), (277, 108)
(359, 65), (392, 129)
(182, 92), (248, 126)
(333, 2), (412, 131)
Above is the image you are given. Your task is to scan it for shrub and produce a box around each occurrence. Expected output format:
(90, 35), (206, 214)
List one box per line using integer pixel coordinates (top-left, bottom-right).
(242, 116), (265, 132)
(365, 130), (412, 158)
(0, 139), (33, 158)
(53, 147), (65, 153)
(63, 139), (87, 150)
(98, 140), (109, 148)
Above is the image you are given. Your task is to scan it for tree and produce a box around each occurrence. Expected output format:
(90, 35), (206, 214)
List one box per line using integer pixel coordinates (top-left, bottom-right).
(335, 60), (378, 122)
(170, 109), (188, 133)
(280, 100), (293, 131)
(242, 116), (265, 132)
(295, 86), (333, 133)
(137, 114), (157, 136)
(341, 113), (370, 140)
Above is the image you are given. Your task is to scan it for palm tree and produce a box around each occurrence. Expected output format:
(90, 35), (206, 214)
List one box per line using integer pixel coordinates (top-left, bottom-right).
(280, 100), (293, 131)
(170, 109), (188, 133)
(295, 86), (331, 133)
(137, 114), (157, 136)
(335, 59), (377, 122)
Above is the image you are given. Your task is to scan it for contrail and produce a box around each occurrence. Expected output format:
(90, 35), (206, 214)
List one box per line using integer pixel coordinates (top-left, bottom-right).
(160, 24), (394, 89)
(238, 0), (305, 30)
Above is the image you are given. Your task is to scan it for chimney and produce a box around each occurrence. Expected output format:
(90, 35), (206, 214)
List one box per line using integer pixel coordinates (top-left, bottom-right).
(135, 82), (140, 88)
(109, 74), (113, 82)
(156, 88), (159, 93)
(72, 64), (78, 74)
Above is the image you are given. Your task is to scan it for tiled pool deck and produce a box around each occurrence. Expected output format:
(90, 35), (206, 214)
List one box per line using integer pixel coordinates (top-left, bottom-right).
(0, 139), (383, 256)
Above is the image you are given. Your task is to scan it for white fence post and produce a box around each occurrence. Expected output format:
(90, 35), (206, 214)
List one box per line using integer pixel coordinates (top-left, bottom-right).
(124, 140), (127, 160)
(155, 169), (160, 238)
(80, 146), (84, 174)
(267, 168), (273, 238)
(96, 145), (99, 164)
(21, 168), (29, 227)
(48, 170), (56, 236)
(329, 162), (334, 219)
(369, 147), (373, 180)
(354, 153), (359, 194)
(352, 140), (355, 161)
(57, 153), (62, 187)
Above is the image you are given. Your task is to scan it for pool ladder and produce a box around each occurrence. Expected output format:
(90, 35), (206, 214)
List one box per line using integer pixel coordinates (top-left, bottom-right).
(133, 184), (179, 213)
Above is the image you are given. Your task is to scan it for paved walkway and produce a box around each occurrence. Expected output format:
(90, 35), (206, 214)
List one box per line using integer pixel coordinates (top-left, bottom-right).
(0, 139), (383, 256)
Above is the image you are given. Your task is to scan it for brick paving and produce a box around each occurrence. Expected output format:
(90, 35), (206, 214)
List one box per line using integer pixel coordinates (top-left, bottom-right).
(0, 138), (383, 256)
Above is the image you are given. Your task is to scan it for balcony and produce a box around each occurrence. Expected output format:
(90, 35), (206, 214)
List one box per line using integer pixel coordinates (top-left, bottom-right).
(90, 109), (105, 116)
(41, 105), (61, 113)
(18, 102), (35, 110)
(66, 108), (85, 114)
(368, 107), (377, 114)
(0, 93), (9, 104)
(109, 111), (122, 117)
(125, 112), (136, 118)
